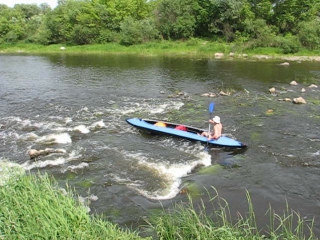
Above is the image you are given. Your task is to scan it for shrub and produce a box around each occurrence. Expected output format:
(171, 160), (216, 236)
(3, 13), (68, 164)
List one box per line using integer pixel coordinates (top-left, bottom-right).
(120, 17), (159, 46)
(97, 29), (119, 43)
(277, 34), (301, 54)
(297, 20), (320, 50)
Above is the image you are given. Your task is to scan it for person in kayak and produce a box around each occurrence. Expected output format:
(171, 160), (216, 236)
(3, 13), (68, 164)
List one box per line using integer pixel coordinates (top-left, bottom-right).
(200, 116), (222, 140)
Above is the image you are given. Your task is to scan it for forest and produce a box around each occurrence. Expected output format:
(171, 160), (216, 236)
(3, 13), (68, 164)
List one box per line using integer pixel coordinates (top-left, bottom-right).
(1, 0), (320, 53)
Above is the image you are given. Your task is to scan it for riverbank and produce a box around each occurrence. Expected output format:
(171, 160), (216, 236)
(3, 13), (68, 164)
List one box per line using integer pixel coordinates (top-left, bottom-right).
(1, 41), (320, 62)
(0, 162), (315, 239)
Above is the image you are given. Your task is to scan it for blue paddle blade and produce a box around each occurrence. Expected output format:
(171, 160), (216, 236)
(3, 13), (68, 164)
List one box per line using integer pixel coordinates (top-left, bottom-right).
(209, 102), (215, 113)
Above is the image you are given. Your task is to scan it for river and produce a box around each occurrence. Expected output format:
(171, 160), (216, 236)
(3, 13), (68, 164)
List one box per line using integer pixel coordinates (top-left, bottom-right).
(0, 53), (319, 237)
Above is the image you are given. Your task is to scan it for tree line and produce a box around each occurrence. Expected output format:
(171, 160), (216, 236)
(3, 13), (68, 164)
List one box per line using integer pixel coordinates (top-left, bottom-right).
(1, 0), (320, 53)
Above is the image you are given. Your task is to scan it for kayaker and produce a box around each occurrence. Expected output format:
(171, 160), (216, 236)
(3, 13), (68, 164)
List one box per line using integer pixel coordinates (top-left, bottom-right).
(200, 116), (222, 140)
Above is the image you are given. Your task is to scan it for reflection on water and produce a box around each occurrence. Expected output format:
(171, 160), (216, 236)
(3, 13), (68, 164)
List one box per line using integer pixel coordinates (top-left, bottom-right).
(0, 54), (320, 235)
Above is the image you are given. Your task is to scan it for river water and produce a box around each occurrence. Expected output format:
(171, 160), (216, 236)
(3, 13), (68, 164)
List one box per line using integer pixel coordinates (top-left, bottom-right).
(0, 53), (319, 236)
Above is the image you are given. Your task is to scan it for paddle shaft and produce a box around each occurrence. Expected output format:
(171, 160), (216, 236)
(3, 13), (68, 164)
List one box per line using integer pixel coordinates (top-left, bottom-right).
(207, 102), (215, 138)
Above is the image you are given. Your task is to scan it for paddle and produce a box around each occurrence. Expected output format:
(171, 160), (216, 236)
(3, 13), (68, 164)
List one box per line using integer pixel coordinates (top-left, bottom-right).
(205, 102), (215, 150)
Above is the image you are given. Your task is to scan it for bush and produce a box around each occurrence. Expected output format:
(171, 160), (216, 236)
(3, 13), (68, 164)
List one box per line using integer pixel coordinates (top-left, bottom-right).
(120, 17), (159, 46)
(297, 20), (320, 50)
(72, 24), (98, 45)
(277, 34), (301, 54)
(97, 29), (119, 43)
(242, 19), (278, 48)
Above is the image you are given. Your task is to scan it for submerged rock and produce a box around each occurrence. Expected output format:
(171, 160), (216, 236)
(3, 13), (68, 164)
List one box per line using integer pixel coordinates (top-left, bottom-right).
(278, 98), (292, 102)
(28, 148), (66, 159)
(201, 92), (216, 97)
(219, 91), (231, 96)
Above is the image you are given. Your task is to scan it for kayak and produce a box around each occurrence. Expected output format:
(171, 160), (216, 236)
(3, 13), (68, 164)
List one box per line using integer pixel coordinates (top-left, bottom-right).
(126, 118), (247, 148)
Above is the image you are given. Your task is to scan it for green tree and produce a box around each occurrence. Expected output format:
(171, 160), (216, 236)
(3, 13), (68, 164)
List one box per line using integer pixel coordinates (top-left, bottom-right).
(247, 0), (273, 22)
(209, 0), (255, 41)
(154, 0), (196, 39)
(272, 0), (320, 33)
(45, 1), (101, 44)
(13, 4), (41, 19)
(0, 7), (27, 43)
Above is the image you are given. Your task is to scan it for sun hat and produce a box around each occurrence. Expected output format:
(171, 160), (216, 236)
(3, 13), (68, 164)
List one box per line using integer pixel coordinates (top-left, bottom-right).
(212, 116), (220, 123)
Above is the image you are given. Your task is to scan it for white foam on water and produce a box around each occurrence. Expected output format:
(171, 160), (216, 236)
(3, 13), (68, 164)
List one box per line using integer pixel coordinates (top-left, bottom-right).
(73, 125), (90, 134)
(22, 157), (67, 170)
(21, 133), (39, 141)
(126, 150), (211, 200)
(61, 162), (89, 173)
(65, 117), (73, 124)
(36, 133), (72, 144)
(150, 102), (184, 114)
(89, 120), (105, 130)
(105, 100), (184, 116)
(21, 150), (82, 171)
(311, 150), (320, 156)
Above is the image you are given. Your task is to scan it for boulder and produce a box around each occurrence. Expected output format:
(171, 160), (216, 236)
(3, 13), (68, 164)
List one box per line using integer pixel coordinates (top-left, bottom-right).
(290, 81), (298, 86)
(269, 87), (276, 94)
(308, 84), (318, 88)
(280, 62), (290, 66)
(293, 97), (307, 104)
(214, 52), (224, 58)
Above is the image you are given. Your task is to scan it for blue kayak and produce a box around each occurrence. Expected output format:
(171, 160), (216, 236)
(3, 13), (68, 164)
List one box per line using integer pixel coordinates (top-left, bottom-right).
(126, 118), (247, 148)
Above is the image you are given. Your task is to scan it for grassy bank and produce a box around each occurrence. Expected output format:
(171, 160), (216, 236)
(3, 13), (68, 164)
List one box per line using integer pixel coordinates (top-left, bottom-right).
(0, 166), (316, 239)
(0, 171), (146, 240)
(1, 40), (320, 60)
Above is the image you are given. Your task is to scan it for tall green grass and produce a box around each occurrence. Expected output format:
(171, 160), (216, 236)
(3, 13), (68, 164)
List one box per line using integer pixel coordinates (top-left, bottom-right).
(0, 166), (316, 239)
(145, 188), (316, 240)
(0, 172), (147, 240)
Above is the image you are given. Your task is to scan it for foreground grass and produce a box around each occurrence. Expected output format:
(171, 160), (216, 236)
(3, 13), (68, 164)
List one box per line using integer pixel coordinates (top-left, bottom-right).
(1, 40), (320, 60)
(0, 169), (316, 240)
(146, 189), (316, 240)
(0, 172), (146, 240)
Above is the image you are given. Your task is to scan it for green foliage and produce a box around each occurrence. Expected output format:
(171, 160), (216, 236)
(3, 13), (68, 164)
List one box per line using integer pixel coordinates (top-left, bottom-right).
(241, 19), (278, 49)
(97, 29), (120, 43)
(120, 17), (159, 45)
(297, 20), (320, 50)
(272, 0), (320, 34)
(0, 0), (319, 50)
(154, 0), (196, 39)
(277, 34), (301, 54)
(209, 0), (255, 42)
